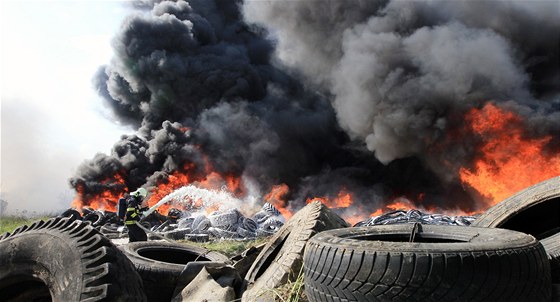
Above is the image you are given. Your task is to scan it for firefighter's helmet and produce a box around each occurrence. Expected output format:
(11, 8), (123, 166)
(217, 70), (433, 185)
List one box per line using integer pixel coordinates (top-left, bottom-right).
(132, 188), (148, 199)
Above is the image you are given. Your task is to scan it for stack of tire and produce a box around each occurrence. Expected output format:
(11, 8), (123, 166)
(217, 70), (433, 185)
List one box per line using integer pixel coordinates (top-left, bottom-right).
(303, 176), (560, 302)
(1, 177), (558, 301)
(0, 216), (233, 302)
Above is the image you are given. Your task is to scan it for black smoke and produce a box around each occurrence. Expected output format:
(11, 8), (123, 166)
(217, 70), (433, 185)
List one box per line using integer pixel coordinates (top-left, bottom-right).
(243, 0), (560, 188)
(71, 0), (560, 213)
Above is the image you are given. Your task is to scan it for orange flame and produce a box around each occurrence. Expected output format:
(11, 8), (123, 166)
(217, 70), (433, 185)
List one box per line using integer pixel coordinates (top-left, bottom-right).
(144, 162), (248, 215)
(71, 172), (127, 212)
(226, 174), (244, 197)
(145, 164), (195, 214)
(307, 188), (378, 224)
(264, 184), (292, 219)
(306, 188), (353, 208)
(385, 198), (415, 211)
(459, 103), (560, 208)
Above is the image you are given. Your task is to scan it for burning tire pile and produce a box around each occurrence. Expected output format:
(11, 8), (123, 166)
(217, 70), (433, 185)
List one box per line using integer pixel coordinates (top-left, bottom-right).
(1, 177), (559, 301)
(91, 202), (285, 242)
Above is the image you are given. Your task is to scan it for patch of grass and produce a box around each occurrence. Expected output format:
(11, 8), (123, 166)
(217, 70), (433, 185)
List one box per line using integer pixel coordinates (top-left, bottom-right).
(249, 265), (308, 302)
(0, 215), (50, 235)
(183, 237), (269, 257)
(271, 265), (307, 302)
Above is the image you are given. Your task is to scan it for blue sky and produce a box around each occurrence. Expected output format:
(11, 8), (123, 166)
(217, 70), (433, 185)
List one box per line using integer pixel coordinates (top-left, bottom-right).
(1, 0), (133, 214)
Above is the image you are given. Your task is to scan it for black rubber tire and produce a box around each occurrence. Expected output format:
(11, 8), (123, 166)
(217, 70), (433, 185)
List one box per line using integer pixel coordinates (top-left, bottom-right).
(103, 211), (119, 224)
(540, 232), (560, 283)
(243, 201), (350, 300)
(471, 176), (560, 239)
(208, 209), (240, 232)
(119, 241), (229, 302)
(471, 176), (560, 284)
(304, 224), (551, 302)
(161, 228), (192, 240)
(242, 217), (258, 232)
(83, 210), (107, 227)
(59, 208), (82, 220)
(553, 284), (560, 302)
(0, 216), (146, 301)
(192, 215), (211, 232)
(100, 223), (125, 239)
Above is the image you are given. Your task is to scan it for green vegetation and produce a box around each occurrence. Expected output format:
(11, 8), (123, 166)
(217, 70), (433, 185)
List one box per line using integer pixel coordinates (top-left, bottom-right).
(272, 266), (308, 302)
(0, 215), (49, 235)
(184, 237), (269, 257)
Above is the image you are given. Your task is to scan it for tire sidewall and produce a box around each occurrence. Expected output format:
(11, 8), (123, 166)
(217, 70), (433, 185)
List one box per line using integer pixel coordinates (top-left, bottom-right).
(0, 217), (146, 301)
(0, 231), (83, 301)
(311, 224), (538, 253)
(120, 241), (229, 271)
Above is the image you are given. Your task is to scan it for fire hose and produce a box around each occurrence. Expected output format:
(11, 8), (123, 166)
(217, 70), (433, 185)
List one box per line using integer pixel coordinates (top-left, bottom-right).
(142, 197), (169, 218)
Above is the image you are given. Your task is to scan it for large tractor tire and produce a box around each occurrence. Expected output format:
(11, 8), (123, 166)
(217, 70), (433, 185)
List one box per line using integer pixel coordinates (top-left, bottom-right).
(0, 216), (146, 301)
(304, 224), (551, 302)
(120, 241), (229, 302)
(242, 201), (349, 301)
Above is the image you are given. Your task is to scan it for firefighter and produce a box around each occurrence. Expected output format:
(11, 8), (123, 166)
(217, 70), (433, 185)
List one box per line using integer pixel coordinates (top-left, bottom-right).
(125, 188), (149, 242)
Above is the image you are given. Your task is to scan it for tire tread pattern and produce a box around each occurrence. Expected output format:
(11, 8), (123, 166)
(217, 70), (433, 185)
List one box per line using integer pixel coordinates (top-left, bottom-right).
(303, 226), (551, 302)
(0, 216), (145, 301)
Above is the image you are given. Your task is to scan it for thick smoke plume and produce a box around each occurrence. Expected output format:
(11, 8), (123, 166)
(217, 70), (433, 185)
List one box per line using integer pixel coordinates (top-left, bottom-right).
(71, 0), (559, 214)
(244, 0), (559, 165)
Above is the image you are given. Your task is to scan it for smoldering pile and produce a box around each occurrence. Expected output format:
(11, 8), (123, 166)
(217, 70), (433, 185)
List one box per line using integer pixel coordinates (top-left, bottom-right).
(354, 209), (477, 227)
(151, 203), (285, 241)
(61, 202), (285, 242)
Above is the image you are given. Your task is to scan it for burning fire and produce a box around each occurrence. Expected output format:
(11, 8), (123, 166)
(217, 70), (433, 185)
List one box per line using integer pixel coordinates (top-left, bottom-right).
(304, 190), (438, 225)
(145, 163), (248, 214)
(307, 189), (352, 208)
(71, 160), (249, 216)
(71, 104), (558, 224)
(459, 103), (560, 207)
(264, 184), (292, 219)
(145, 163), (195, 214)
(71, 166), (467, 225)
(71, 172), (127, 212)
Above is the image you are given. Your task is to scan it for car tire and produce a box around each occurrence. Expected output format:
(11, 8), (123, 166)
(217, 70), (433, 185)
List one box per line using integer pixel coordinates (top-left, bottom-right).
(472, 176), (560, 283)
(120, 241), (229, 301)
(471, 176), (560, 238)
(304, 224), (551, 302)
(540, 232), (560, 283)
